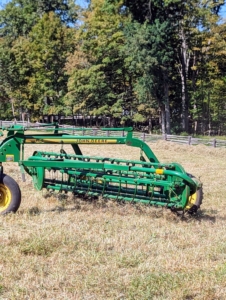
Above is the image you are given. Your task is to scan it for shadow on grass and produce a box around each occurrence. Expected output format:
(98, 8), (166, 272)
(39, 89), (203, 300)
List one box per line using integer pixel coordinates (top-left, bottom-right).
(15, 192), (219, 224)
(178, 209), (217, 223)
(16, 200), (217, 225)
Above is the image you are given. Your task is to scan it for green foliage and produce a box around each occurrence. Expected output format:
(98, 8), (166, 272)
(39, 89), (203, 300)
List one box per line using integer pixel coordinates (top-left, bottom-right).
(26, 12), (74, 115)
(0, 0), (78, 119)
(180, 131), (189, 136)
(0, 0), (37, 38)
(6, 12), (74, 117)
(0, 0), (78, 39)
(132, 113), (146, 123)
(0, 0), (225, 133)
(65, 0), (130, 119)
(122, 19), (174, 103)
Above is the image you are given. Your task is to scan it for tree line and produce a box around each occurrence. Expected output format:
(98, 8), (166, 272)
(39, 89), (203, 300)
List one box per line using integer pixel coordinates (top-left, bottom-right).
(0, 0), (226, 134)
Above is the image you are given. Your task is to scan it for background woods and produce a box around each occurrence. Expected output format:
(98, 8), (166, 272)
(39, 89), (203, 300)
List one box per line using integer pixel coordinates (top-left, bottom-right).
(0, 0), (226, 135)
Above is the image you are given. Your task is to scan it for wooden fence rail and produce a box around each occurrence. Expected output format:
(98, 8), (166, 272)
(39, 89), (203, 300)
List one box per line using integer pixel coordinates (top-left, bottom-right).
(1, 121), (226, 148)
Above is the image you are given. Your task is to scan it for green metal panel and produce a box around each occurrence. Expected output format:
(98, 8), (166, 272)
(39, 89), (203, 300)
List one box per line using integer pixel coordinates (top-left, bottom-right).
(0, 135), (21, 162)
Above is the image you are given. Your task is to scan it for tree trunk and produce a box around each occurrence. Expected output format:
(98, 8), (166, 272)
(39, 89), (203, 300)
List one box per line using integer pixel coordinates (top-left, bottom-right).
(160, 105), (166, 134)
(180, 68), (189, 131)
(178, 26), (190, 132)
(148, 118), (152, 133)
(208, 91), (211, 134)
(10, 98), (15, 117)
(163, 71), (171, 134)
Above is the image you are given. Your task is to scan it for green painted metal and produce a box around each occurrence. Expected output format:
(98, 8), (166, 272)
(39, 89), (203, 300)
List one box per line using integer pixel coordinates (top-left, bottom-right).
(0, 123), (201, 212)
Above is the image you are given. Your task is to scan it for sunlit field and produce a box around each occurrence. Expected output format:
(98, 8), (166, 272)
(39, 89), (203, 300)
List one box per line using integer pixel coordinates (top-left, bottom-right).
(1, 140), (226, 299)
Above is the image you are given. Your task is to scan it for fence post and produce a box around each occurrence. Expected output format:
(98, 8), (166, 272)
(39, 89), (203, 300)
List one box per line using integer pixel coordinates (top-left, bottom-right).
(213, 139), (216, 148)
(93, 128), (97, 136)
(164, 134), (167, 141)
(188, 136), (192, 145)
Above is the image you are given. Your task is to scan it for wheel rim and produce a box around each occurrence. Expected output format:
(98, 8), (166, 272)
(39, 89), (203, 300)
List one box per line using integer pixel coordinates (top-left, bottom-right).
(185, 191), (197, 210)
(0, 183), (11, 212)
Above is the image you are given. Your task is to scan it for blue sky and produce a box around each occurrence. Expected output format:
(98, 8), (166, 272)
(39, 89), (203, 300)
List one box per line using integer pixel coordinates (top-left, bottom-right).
(76, 0), (88, 7)
(220, 6), (226, 18)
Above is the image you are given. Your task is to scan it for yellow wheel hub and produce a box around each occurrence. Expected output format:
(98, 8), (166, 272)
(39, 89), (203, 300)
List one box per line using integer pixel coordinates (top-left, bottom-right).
(0, 183), (11, 212)
(185, 191), (197, 210)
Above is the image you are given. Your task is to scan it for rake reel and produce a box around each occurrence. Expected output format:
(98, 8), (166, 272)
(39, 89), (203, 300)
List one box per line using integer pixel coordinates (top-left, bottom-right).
(0, 124), (202, 215)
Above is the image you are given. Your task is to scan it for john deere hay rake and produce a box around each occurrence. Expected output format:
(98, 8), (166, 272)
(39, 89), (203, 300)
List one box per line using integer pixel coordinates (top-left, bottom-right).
(0, 124), (202, 215)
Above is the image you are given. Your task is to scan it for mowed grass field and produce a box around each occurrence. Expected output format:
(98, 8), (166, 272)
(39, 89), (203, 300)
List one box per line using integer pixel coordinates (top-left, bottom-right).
(1, 140), (226, 300)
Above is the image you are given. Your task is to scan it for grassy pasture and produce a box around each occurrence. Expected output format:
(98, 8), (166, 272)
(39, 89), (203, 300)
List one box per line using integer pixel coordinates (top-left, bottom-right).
(1, 140), (226, 299)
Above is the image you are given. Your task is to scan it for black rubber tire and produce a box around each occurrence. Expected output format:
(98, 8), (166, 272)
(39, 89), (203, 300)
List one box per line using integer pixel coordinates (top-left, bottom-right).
(0, 174), (21, 215)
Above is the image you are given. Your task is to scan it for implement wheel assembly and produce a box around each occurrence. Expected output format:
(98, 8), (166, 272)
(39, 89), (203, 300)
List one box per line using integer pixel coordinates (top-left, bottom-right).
(185, 174), (203, 214)
(0, 174), (21, 214)
(185, 187), (203, 214)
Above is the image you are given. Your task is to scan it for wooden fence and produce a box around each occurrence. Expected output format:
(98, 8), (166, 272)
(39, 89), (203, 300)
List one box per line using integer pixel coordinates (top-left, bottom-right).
(1, 120), (226, 148)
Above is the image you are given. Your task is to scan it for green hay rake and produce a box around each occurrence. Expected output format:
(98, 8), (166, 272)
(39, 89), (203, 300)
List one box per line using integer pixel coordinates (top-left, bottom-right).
(0, 124), (202, 215)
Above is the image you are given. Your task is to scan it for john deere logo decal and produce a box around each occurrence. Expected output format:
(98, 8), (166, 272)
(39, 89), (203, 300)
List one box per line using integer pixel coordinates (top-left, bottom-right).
(25, 138), (117, 144)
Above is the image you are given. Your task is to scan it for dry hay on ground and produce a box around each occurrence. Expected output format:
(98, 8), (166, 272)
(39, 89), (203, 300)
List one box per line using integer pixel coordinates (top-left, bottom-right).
(1, 141), (226, 299)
